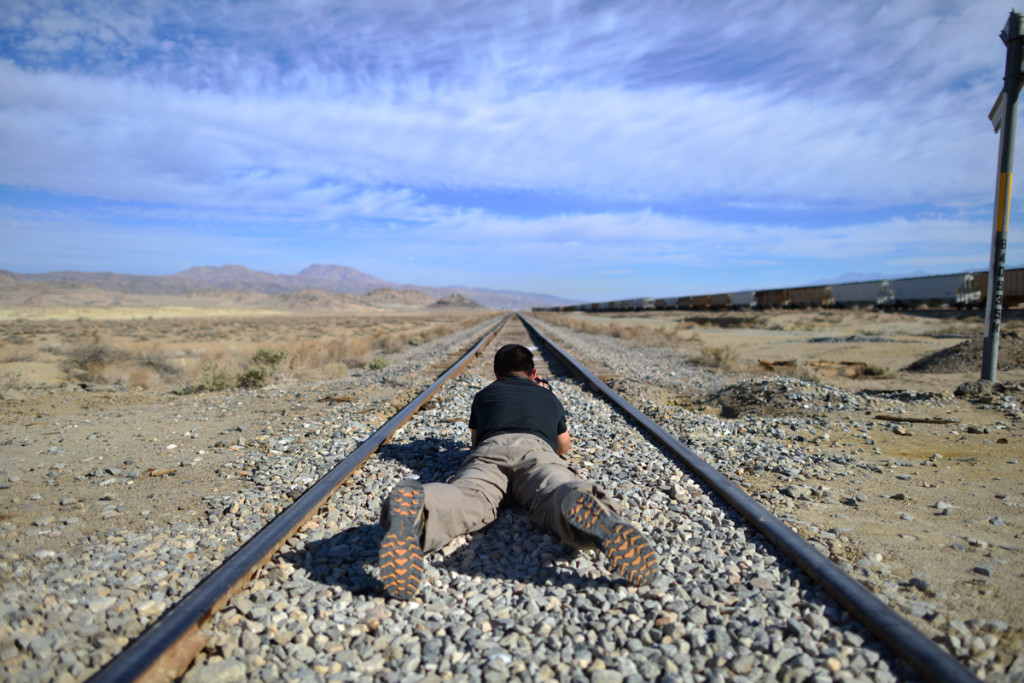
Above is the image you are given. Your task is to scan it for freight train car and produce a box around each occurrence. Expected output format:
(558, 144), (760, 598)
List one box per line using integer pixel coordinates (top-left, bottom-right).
(730, 291), (756, 308)
(831, 280), (886, 308)
(675, 296), (694, 309)
(973, 268), (1024, 307)
(689, 295), (711, 309)
(887, 273), (977, 308)
(654, 297), (676, 309)
(708, 293), (731, 309)
(1008, 267), (1024, 306)
(789, 285), (834, 308)
(755, 288), (789, 308)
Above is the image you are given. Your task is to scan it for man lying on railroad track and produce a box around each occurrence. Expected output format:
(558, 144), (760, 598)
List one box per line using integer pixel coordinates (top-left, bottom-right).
(378, 342), (658, 599)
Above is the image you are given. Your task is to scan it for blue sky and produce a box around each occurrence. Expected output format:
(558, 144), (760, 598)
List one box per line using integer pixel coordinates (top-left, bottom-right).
(1, 0), (1021, 302)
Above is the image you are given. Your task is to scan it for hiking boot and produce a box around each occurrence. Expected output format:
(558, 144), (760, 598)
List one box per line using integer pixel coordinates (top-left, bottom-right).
(561, 489), (658, 587)
(379, 479), (425, 599)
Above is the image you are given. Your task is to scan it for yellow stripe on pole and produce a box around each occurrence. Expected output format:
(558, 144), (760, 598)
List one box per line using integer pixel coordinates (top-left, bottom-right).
(1006, 172), (1013, 233)
(998, 172), (1012, 233)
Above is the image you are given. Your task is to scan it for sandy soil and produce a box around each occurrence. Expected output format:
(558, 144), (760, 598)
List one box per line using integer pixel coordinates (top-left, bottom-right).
(0, 309), (490, 551)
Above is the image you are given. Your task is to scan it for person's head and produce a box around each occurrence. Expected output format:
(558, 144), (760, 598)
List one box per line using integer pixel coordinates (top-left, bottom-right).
(493, 343), (535, 378)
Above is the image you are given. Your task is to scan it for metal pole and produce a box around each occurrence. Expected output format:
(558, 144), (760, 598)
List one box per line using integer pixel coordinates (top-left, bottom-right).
(983, 11), (1023, 381)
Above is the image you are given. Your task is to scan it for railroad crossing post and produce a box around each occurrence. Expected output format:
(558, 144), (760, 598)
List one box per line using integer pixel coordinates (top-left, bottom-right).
(983, 11), (1024, 382)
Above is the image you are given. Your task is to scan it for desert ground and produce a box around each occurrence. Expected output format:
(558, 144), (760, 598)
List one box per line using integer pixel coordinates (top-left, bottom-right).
(0, 306), (494, 580)
(1, 303), (1023, 677)
(541, 306), (1024, 672)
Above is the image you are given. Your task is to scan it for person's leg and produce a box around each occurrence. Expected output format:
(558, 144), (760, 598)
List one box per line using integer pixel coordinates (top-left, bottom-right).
(507, 434), (619, 548)
(379, 439), (511, 598)
(419, 461), (507, 553)
(508, 434), (658, 586)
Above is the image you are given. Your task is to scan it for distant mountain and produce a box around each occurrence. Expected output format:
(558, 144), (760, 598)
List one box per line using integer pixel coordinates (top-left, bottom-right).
(171, 265), (295, 293)
(257, 289), (365, 311)
(9, 270), (187, 295)
(180, 289), (268, 305)
(295, 264), (392, 293)
(0, 272), (21, 291)
(0, 280), (150, 307)
(361, 288), (437, 307)
(430, 293), (484, 309)
(0, 265), (578, 310)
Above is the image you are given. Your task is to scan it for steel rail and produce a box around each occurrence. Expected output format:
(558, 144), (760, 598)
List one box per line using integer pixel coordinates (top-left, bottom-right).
(89, 315), (510, 683)
(520, 314), (978, 683)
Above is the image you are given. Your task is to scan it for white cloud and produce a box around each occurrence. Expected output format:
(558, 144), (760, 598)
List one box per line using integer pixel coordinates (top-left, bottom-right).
(0, 0), (1017, 295)
(0, 54), (1000, 212)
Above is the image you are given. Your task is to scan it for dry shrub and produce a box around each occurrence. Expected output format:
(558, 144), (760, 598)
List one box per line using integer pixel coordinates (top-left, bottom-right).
(61, 335), (124, 382)
(253, 348), (287, 368)
(538, 313), (689, 349)
(59, 334), (184, 387)
(122, 367), (166, 391)
(334, 326), (456, 369)
(287, 337), (373, 373)
(375, 332), (405, 354)
(137, 346), (182, 377)
(0, 343), (37, 363)
(376, 323), (458, 355)
(123, 346), (182, 389)
(324, 361), (350, 378)
(345, 336), (376, 364)
(237, 364), (269, 389)
(288, 340), (343, 370)
(687, 315), (761, 329)
(181, 348), (286, 392)
(696, 344), (737, 370)
(613, 325), (690, 348)
(280, 321), (463, 378)
(1, 369), (24, 392)
(197, 361), (239, 392)
(172, 347), (239, 393)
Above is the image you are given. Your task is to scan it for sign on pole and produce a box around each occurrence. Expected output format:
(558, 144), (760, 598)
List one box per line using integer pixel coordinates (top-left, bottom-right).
(990, 90), (1007, 133)
(983, 11), (1023, 382)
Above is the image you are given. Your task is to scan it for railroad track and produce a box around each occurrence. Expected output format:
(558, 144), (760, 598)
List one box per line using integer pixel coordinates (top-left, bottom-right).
(89, 314), (977, 682)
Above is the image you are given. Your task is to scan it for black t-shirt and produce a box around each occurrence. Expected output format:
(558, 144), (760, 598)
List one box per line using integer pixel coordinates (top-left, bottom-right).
(468, 375), (567, 453)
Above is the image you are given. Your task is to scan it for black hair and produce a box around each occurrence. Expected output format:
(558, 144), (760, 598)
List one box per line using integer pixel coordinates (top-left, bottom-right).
(493, 343), (535, 377)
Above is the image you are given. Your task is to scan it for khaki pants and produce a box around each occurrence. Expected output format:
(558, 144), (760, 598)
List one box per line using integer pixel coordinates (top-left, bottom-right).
(393, 433), (621, 553)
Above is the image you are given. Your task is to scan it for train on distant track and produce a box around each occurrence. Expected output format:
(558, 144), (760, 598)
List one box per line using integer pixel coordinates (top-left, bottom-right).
(535, 268), (1024, 312)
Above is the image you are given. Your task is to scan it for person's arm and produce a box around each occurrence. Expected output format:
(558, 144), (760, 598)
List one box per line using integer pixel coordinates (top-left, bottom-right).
(470, 428), (478, 448)
(556, 429), (570, 456)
